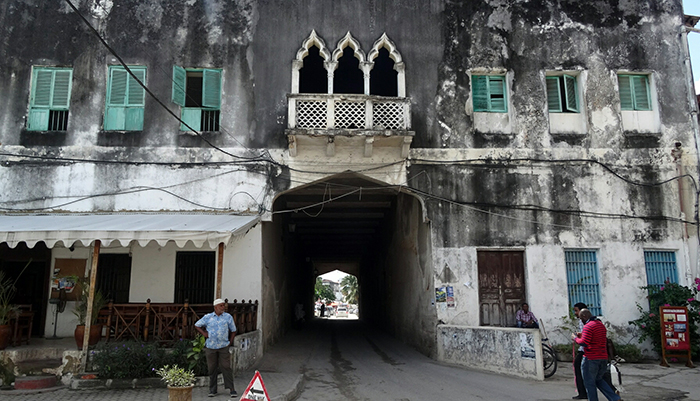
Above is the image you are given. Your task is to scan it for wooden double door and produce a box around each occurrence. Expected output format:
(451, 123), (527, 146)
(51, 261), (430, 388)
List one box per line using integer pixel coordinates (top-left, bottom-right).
(478, 251), (525, 327)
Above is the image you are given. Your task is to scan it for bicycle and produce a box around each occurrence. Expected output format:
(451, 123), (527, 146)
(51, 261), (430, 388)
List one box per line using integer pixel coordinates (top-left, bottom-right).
(540, 322), (558, 378)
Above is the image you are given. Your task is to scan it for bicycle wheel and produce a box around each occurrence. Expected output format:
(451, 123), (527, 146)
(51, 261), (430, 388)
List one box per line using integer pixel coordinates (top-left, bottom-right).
(542, 344), (557, 378)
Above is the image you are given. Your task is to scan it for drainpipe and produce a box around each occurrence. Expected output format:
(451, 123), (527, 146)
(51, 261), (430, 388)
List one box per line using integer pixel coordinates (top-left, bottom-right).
(681, 25), (700, 282)
(80, 239), (101, 372)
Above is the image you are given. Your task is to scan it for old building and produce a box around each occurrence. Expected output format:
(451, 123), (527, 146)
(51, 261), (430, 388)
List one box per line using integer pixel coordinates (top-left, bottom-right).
(0, 0), (698, 366)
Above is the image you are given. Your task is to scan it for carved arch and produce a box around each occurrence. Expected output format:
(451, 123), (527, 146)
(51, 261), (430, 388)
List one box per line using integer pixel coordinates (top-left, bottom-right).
(367, 33), (406, 97)
(367, 33), (402, 64)
(331, 32), (366, 63)
(292, 30), (332, 93)
(294, 30), (331, 63)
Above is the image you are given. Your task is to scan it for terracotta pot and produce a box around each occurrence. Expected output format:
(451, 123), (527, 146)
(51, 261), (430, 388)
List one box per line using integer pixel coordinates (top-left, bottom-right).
(74, 324), (102, 349)
(167, 385), (194, 401)
(0, 324), (11, 350)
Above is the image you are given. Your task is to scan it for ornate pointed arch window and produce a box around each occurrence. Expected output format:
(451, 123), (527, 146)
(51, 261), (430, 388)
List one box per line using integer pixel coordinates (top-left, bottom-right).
(287, 31), (413, 158)
(367, 33), (405, 97)
(292, 30), (331, 94)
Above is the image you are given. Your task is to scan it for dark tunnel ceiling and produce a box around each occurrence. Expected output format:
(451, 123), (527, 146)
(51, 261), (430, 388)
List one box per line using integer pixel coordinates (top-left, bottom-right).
(276, 175), (401, 262)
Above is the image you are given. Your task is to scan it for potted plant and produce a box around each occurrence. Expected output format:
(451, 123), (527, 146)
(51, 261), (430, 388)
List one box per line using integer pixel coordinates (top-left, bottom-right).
(0, 271), (19, 350)
(0, 261), (31, 349)
(70, 275), (107, 349)
(155, 364), (196, 401)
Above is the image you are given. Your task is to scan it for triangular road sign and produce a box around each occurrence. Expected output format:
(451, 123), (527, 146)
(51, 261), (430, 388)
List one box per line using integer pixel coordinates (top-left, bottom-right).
(240, 370), (271, 401)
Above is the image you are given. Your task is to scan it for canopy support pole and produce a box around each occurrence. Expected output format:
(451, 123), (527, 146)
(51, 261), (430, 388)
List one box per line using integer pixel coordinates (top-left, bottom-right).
(216, 242), (224, 299)
(80, 239), (100, 372)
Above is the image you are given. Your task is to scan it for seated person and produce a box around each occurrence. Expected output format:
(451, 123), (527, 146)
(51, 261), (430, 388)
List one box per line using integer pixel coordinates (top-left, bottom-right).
(516, 303), (539, 328)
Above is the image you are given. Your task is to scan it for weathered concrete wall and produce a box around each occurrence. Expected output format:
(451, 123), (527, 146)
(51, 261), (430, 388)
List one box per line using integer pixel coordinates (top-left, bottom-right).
(260, 219), (294, 349)
(233, 329), (263, 372)
(0, 0), (698, 363)
(366, 193), (436, 356)
(437, 325), (543, 380)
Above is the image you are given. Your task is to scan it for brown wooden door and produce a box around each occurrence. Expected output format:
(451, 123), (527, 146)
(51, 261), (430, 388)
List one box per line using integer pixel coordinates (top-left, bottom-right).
(478, 251), (525, 327)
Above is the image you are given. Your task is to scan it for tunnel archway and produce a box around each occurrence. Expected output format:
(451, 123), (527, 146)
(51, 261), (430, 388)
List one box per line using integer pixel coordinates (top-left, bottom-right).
(262, 172), (436, 356)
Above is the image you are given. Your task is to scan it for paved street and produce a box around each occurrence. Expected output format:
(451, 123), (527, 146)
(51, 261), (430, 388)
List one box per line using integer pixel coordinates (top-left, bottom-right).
(2, 318), (699, 400)
(259, 319), (699, 400)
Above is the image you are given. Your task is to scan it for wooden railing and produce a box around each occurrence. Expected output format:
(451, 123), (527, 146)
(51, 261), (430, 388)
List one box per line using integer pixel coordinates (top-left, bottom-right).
(97, 299), (258, 344)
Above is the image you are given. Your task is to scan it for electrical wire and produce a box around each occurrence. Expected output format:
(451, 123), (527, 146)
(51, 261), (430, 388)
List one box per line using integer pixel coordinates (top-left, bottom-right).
(63, 0), (267, 162)
(9, 1), (696, 228)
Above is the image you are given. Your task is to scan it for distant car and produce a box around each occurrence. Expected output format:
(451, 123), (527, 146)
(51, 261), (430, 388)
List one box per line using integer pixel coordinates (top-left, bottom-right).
(336, 306), (348, 318)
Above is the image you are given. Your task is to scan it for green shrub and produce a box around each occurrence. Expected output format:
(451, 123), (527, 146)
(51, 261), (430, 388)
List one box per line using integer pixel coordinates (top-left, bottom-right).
(92, 341), (165, 379)
(92, 339), (209, 379)
(614, 343), (642, 362)
(628, 279), (700, 359)
(0, 358), (14, 388)
(552, 343), (574, 355)
(186, 335), (208, 376)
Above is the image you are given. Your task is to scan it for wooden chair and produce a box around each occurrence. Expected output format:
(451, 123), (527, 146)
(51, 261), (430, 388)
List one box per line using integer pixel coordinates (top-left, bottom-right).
(12, 304), (34, 346)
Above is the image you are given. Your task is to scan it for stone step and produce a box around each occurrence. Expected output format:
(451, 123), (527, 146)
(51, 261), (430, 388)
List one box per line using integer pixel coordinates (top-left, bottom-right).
(14, 375), (58, 390)
(15, 358), (63, 375)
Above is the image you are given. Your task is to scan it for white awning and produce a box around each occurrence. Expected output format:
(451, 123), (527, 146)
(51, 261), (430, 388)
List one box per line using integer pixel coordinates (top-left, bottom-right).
(0, 214), (260, 249)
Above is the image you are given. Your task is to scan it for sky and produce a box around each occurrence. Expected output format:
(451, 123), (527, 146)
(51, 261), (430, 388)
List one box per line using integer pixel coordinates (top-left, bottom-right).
(320, 269), (348, 283)
(685, 0), (700, 93)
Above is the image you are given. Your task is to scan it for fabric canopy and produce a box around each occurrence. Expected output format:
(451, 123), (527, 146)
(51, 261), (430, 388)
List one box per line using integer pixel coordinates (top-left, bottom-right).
(0, 214), (260, 249)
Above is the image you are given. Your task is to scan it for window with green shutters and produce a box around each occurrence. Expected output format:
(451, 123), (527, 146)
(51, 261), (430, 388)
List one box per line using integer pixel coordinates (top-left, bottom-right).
(618, 74), (651, 111)
(104, 66), (146, 131)
(27, 67), (73, 131)
(472, 75), (507, 112)
(546, 74), (579, 113)
(171, 66), (221, 131)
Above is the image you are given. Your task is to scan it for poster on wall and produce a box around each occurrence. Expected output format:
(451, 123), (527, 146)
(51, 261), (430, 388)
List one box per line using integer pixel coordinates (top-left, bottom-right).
(659, 306), (694, 367)
(435, 287), (446, 303)
(446, 286), (455, 308)
(519, 332), (536, 359)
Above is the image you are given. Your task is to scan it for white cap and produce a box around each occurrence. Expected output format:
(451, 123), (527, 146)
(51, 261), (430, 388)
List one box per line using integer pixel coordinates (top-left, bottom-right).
(213, 298), (225, 306)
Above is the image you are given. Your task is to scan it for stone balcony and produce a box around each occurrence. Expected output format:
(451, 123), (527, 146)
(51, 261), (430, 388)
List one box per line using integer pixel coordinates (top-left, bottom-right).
(285, 93), (414, 158)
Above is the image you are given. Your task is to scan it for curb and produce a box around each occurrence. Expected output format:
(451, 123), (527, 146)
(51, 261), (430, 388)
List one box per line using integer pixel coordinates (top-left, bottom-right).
(270, 374), (304, 401)
(69, 375), (211, 389)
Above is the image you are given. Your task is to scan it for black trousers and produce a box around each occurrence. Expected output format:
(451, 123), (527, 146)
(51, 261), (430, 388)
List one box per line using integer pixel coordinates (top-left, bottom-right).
(205, 347), (235, 394)
(574, 351), (616, 397)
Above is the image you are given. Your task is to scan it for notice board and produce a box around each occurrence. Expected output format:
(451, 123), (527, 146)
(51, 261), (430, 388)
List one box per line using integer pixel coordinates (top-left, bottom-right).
(659, 306), (694, 367)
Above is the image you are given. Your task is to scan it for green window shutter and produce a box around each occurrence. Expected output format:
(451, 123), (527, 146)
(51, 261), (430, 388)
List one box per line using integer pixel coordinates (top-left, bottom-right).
(618, 75), (634, 110)
(104, 107), (126, 130)
(172, 65), (186, 106)
(546, 77), (562, 113)
(127, 68), (146, 107)
(181, 108), (201, 131)
(124, 108), (144, 130)
(563, 74), (578, 112)
(472, 75), (489, 112)
(202, 69), (221, 109)
(51, 70), (72, 109)
(631, 75), (651, 111)
(31, 69), (53, 108)
(29, 67), (72, 131)
(488, 76), (506, 112)
(108, 68), (128, 106)
(27, 109), (50, 131)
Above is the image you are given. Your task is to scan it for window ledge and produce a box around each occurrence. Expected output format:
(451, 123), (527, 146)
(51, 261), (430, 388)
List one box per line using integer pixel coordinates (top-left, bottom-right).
(623, 131), (661, 149)
(100, 130), (143, 134)
(179, 131), (221, 136)
(285, 128), (414, 137)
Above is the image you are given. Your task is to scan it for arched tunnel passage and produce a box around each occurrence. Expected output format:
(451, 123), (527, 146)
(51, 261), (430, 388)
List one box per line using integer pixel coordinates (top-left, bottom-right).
(262, 173), (436, 356)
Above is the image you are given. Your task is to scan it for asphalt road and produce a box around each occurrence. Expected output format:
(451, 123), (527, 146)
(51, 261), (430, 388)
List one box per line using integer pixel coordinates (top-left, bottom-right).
(280, 318), (694, 401)
(2, 317), (697, 400)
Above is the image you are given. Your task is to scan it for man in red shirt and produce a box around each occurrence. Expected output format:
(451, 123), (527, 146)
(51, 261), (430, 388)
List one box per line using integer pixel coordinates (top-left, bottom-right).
(571, 309), (621, 401)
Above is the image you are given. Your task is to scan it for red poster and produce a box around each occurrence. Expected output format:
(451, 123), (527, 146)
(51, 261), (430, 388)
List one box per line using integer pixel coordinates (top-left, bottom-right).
(659, 306), (690, 351)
